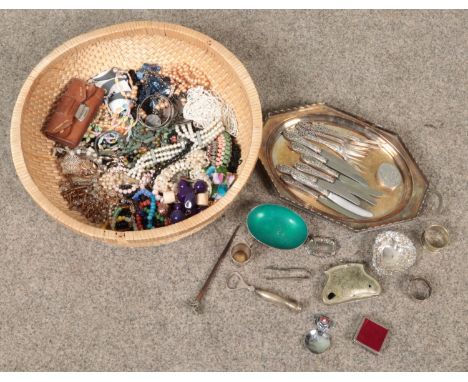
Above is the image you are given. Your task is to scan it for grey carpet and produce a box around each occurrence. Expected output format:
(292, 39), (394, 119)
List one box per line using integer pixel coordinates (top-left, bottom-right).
(0, 10), (467, 371)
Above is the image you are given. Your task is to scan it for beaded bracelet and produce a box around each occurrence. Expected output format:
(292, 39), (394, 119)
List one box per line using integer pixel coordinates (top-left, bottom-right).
(110, 198), (137, 229)
(132, 188), (156, 229)
(135, 210), (144, 230)
(110, 204), (137, 231)
(207, 132), (233, 168)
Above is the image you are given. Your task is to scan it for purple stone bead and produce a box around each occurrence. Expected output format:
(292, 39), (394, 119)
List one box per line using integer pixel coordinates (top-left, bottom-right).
(184, 191), (196, 210)
(177, 192), (186, 203)
(170, 209), (185, 223)
(193, 180), (207, 194)
(177, 183), (193, 203)
(178, 179), (191, 193)
(173, 202), (184, 211)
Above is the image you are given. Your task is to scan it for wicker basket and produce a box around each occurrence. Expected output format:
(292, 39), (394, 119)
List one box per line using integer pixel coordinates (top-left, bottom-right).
(10, 21), (262, 247)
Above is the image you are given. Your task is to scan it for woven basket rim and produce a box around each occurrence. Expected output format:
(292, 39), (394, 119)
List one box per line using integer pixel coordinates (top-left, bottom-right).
(10, 21), (262, 247)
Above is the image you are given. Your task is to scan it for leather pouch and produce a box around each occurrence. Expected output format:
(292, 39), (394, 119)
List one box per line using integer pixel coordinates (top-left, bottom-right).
(42, 78), (105, 148)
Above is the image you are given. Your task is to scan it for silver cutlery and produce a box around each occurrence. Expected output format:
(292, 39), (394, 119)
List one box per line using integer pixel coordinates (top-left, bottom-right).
(295, 128), (368, 165)
(294, 162), (378, 206)
(287, 139), (368, 186)
(279, 174), (373, 219)
(297, 151), (383, 198)
(294, 121), (380, 150)
(276, 164), (362, 206)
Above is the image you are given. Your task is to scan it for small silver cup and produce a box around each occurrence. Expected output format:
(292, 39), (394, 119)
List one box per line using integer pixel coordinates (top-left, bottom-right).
(230, 242), (253, 266)
(421, 224), (450, 252)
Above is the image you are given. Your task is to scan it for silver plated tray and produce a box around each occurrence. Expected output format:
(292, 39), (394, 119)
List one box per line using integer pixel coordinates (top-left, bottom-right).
(260, 103), (428, 231)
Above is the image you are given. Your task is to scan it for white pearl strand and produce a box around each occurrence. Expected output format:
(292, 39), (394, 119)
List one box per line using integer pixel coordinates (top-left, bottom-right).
(152, 149), (210, 195)
(175, 119), (224, 150)
(183, 86), (238, 137)
(127, 140), (187, 179)
(221, 101), (238, 137)
(100, 164), (140, 196)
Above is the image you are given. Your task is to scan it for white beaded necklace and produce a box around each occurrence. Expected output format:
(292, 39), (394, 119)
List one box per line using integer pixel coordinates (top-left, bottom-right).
(127, 140), (187, 179)
(125, 89), (228, 185)
(100, 164), (140, 196)
(152, 149), (210, 195)
(175, 119), (224, 150)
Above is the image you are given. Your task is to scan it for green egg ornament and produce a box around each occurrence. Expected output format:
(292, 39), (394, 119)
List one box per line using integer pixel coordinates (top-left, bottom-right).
(246, 204), (309, 250)
(246, 204), (338, 256)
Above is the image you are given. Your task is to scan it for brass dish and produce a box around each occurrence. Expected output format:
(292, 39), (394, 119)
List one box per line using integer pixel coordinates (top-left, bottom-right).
(260, 103), (428, 231)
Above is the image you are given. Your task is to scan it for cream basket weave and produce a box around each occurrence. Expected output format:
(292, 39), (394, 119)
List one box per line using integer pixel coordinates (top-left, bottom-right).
(10, 21), (262, 247)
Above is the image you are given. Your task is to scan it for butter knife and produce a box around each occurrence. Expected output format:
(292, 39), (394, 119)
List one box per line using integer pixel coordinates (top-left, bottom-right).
(294, 162), (378, 206)
(280, 175), (373, 219)
(276, 165), (362, 206)
(298, 152), (383, 198)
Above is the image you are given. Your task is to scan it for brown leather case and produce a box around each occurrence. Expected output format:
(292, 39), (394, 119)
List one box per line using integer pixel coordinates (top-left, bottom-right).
(42, 78), (105, 148)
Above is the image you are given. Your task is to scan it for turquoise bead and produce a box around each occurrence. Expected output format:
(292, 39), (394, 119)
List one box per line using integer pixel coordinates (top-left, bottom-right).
(217, 184), (228, 196)
(206, 165), (216, 176)
(246, 204), (309, 250)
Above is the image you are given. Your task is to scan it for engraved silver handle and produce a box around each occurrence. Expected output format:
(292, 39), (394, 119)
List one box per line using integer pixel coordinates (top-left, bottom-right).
(290, 142), (327, 163)
(289, 170), (329, 196)
(303, 133), (343, 155)
(313, 130), (346, 145)
(277, 165), (323, 192)
(280, 175), (320, 199)
(295, 162), (336, 184)
(300, 153), (340, 178)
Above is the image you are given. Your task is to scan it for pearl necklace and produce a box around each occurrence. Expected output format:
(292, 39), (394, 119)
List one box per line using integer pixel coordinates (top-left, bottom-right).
(127, 140), (187, 179)
(152, 149), (210, 195)
(175, 119), (224, 150)
(100, 165), (140, 196)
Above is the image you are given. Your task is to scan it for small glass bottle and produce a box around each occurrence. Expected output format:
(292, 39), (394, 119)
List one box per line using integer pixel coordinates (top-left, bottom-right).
(304, 314), (333, 354)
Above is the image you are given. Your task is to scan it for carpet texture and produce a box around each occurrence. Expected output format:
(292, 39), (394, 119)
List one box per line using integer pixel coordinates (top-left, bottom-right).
(0, 10), (467, 371)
